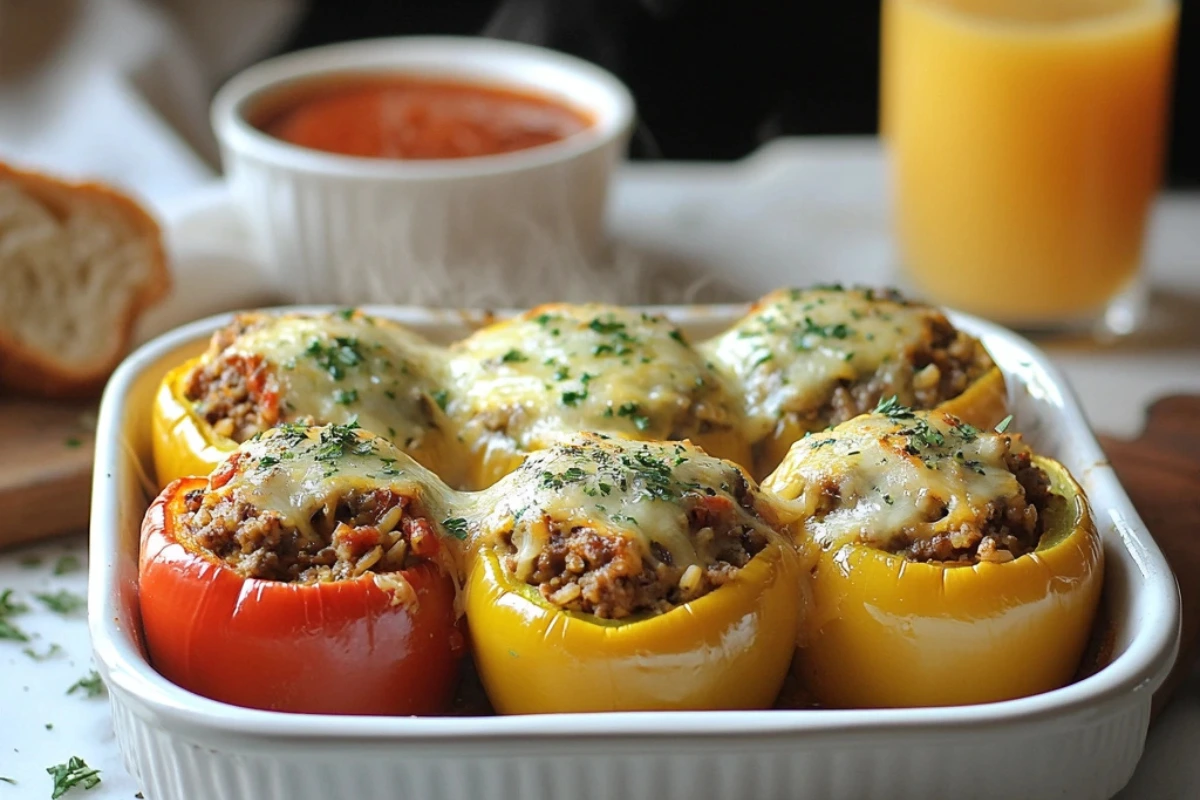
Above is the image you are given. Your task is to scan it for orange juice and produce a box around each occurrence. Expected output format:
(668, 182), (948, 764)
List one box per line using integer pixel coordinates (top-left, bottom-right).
(882, 0), (1178, 326)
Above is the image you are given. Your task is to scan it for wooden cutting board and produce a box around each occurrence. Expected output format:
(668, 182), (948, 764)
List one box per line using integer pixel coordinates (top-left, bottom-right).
(0, 397), (97, 548)
(1097, 396), (1200, 716)
(0, 392), (1197, 710)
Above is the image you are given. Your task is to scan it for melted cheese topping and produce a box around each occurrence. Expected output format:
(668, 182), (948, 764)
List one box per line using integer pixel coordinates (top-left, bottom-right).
(217, 425), (459, 542)
(448, 304), (744, 460)
(227, 312), (450, 452)
(762, 409), (1021, 552)
(471, 432), (778, 581)
(702, 287), (959, 442)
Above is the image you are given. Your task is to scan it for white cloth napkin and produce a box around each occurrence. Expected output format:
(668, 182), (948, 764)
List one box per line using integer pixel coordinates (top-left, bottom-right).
(0, 0), (305, 333)
(0, 0), (302, 201)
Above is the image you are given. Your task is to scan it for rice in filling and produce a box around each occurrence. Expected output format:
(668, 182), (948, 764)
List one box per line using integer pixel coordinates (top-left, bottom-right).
(502, 488), (769, 620)
(179, 485), (437, 583)
(184, 316), (280, 442)
(800, 317), (991, 431)
(889, 447), (1053, 565)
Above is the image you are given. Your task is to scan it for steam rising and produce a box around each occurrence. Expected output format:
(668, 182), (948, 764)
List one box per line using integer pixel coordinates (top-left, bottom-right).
(295, 164), (742, 308)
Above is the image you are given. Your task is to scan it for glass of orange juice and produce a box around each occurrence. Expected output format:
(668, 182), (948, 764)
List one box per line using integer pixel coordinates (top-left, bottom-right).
(881, 0), (1179, 333)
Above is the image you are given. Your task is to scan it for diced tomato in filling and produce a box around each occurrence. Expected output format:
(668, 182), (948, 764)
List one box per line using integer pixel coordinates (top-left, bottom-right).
(179, 486), (439, 583)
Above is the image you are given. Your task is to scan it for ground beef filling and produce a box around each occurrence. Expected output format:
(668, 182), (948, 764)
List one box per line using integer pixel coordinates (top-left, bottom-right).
(799, 319), (992, 431)
(505, 495), (769, 619)
(184, 352), (282, 442)
(179, 486), (437, 582)
(890, 450), (1054, 565)
(183, 317), (280, 442)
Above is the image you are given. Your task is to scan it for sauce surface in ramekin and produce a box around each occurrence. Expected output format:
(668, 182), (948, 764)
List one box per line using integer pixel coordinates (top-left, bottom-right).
(253, 74), (594, 160)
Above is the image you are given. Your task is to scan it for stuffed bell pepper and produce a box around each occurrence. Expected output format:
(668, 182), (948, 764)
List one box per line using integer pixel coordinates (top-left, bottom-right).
(702, 286), (1006, 478)
(152, 310), (464, 488)
(463, 433), (808, 713)
(447, 304), (750, 489)
(763, 403), (1103, 708)
(139, 422), (466, 715)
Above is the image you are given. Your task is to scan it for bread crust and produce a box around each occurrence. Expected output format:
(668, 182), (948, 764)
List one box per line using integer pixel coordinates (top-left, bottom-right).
(0, 163), (170, 398)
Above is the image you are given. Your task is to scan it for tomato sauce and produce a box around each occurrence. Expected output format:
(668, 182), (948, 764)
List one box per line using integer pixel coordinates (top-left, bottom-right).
(255, 75), (593, 160)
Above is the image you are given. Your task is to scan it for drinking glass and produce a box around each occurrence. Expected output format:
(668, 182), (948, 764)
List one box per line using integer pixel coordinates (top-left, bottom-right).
(881, 0), (1179, 334)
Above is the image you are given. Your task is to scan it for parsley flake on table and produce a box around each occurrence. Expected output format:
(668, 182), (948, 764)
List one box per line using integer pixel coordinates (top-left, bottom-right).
(35, 591), (86, 615)
(46, 756), (101, 798)
(0, 589), (30, 642)
(23, 643), (63, 662)
(53, 555), (81, 575)
(0, 776), (13, 785)
(66, 671), (105, 699)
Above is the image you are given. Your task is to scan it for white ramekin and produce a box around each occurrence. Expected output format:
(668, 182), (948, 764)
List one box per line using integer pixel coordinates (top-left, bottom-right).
(91, 305), (1180, 800)
(211, 37), (635, 306)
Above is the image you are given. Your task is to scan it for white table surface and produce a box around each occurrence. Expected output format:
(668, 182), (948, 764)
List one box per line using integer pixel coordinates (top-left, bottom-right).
(0, 137), (1197, 799)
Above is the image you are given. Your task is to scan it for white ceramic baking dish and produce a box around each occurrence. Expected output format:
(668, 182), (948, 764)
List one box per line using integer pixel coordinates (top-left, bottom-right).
(89, 305), (1180, 800)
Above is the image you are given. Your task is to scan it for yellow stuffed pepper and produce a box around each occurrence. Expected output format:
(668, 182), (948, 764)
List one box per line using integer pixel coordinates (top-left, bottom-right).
(463, 433), (807, 713)
(446, 304), (751, 490)
(763, 403), (1103, 708)
(152, 310), (465, 488)
(701, 286), (1006, 479)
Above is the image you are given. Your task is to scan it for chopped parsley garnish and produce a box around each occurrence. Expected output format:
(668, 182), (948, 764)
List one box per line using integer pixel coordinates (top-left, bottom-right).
(333, 388), (358, 406)
(561, 389), (588, 407)
(534, 312), (555, 326)
(19, 556), (42, 568)
(312, 420), (373, 462)
(539, 467), (587, 491)
(615, 402), (651, 431)
(305, 336), (366, 380)
(431, 389), (450, 412)
(336, 307), (356, 320)
(257, 454), (280, 469)
(587, 318), (626, 335)
(668, 329), (687, 345)
(753, 351), (774, 367)
(622, 449), (690, 502)
(64, 437), (82, 449)
(66, 671), (105, 699)
(800, 316), (852, 341)
(994, 415), (1014, 434)
(23, 643), (63, 661)
(53, 555), (80, 576)
(873, 395), (910, 417)
(0, 618), (28, 642)
(500, 349), (528, 364)
(47, 756), (101, 798)
(35, 591), (86, 615)
(1, 587), (28, 618)
(0, 589), (30, 642)
(906, 419), (946, 449)
(442, 518), (469, 540)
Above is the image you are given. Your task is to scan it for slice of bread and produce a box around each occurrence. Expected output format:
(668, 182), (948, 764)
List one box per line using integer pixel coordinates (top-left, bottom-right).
(0, 163), (169, 397)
